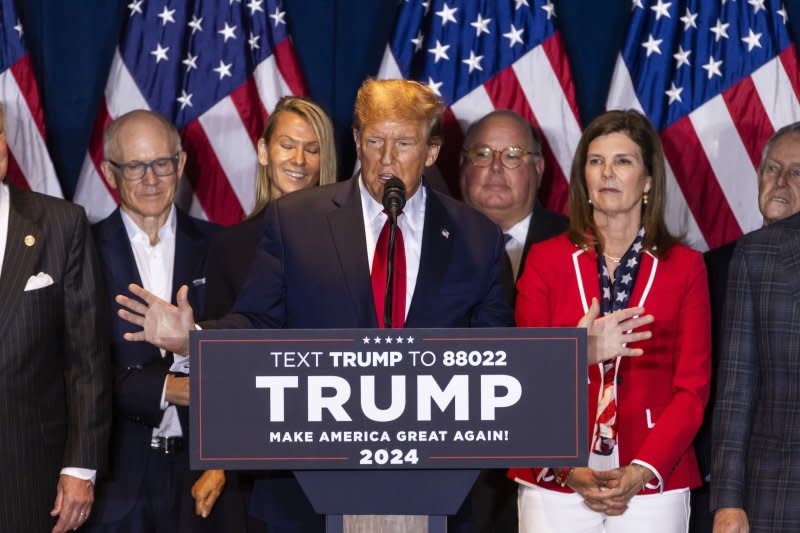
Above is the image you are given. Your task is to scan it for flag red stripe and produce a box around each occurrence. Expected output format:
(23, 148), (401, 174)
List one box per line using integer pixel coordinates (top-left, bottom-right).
(541, 33), (582, 126)
(661, 117), (742, 248)
(6, 151), (31, 191)
(229, 77), (269, 146)
(722, 77), (774, 169)
(9, 54), (47, 140)
(87, 98), (120, 202)
(181, 121), (245, 226)
(779, 45), (800, 103)
(274, 38), (307, 97)
(437, 108), (465, 198)
(483, 67), (569, 214)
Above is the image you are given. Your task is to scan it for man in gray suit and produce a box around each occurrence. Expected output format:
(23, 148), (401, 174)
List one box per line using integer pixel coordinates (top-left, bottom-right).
(711, 123), (800, 533)
(0, 104), (111, 532)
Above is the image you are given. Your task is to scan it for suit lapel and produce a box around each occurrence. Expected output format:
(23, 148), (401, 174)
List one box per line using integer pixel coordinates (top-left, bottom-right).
(406, 189), (453, 326)
(172, 209), (203, 304)
(327, 179), (376, 326)
(96, 209), (143, 295)
(0, 187), (44, 340)
(573, 247), (600, 313)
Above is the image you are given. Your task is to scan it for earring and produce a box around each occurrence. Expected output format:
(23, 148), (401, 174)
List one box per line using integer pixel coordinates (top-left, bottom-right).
(643, 191), (649, 206)
(588, 198), (592, 205)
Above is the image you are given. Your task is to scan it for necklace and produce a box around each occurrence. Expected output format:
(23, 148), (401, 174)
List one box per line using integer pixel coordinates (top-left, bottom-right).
(603, 253), (622, 264)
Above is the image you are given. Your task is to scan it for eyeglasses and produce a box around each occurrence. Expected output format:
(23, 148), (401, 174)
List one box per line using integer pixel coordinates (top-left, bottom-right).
(463, 145), (539, 169)
(107, 154), (180, 181)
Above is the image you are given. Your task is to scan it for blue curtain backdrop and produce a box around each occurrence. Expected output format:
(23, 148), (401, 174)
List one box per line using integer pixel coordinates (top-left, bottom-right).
(13, 0), (800, 199)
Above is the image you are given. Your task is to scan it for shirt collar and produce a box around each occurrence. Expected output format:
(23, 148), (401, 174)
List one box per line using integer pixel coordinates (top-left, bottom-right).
(358, 175), (426, 232)
(505, 212), (531, 245)
(120, 204), (177, 246)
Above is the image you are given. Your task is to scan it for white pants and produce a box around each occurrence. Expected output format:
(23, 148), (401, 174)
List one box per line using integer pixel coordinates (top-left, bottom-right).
(517, 484), (690, 533)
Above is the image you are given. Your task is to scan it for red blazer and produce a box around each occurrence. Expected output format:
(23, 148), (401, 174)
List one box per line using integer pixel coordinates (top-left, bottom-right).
(508, 234), (710, 494)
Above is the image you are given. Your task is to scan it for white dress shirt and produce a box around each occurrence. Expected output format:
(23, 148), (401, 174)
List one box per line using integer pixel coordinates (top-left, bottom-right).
(504, 213), (531, 280)
(120, 206), (184, 440)
(359, 176), (426, 319)
(0, 182), (96, 482)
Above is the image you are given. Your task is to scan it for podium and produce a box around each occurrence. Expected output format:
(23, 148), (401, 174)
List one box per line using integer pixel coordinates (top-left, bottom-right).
(190, 327), (587, 532)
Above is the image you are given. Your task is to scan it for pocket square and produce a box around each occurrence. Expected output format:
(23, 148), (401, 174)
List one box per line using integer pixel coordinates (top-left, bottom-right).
(24, 272), (55, 292)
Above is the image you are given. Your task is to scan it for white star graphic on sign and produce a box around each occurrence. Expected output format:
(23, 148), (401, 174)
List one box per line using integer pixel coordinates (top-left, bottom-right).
(503, 24), (524, 47)
(632, 0), (644, 9)
(269, 7), (286, 26)
(680, 7), (698, 30)
(385, 336), (393, 343)
(150, 43), (169, 63)
(177, 90), (193, 109)
(777, 6), (788, 24)
(374, 336), (382, 344)
(428, 40), (450, 63)
(702, 56), (723, 79)
(426, 77), (443, 96)
(188, 15), (203, 33)
(541, 0), (556, 19)
(436, 3), (458, 26)
(710, 18), (730, 42)
(515, 0), (529, 9)
(673, 45), (691, 68)
(641, 34), (663, 57)
(411, 30), (424, 52)
(462, 50), (483, 73)
(182, 53), (198, 71)
(363, 336), (371, 344)
(406, 336), (414, 343)
(470, 14), (491, 36)
(396, 336), (404, 344)
(741, 28), (763, 51)
(621, 273), (633, 285)
(219, 22), (237, 42)
(748, 0), (766, 13)
(665, 82), (683, 104)
(128, 0), (143, 16)
(157, 5), (176, 26)
(13, 19), (22, 37)
(249, 32), (261, 50)
(626, 257), (638, 268)
(247, 0), (264, 15)
(213, 59), (233, 79)
(650, 0), (671, 20)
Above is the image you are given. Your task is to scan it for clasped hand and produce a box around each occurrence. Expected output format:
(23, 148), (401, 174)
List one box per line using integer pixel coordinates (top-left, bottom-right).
(566, 464), (652, 515)
(116, 283), (195, 355)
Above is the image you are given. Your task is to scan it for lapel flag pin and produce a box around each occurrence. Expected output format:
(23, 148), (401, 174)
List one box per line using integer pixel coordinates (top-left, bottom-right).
(24, 235), (35, 247)
(441, 228), (450, 239)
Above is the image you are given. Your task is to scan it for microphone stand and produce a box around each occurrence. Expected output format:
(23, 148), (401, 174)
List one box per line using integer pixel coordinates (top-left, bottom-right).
(384, 209), (398, 329)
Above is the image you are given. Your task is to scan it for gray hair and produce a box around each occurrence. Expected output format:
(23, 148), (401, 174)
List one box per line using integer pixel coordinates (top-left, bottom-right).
(759, 121), (800, 173)
(103, 109), (182, 161)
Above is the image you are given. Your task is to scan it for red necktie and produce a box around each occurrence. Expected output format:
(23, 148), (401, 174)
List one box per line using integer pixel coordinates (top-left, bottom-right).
(370, 211), (406, 328)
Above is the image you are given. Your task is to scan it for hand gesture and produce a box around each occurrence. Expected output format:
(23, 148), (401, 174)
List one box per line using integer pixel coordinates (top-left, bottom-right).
(584, 464), (652, 516)
(116, 284), (195, 355)
(579, 298), (654, 364)
(562, 467), (610, 513)
(50, 474), (93, 533)
(713, 508), (749, 533)
(192, 469), (226, 518)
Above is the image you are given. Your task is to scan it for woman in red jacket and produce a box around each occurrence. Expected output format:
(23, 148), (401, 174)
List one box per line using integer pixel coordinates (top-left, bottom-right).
(509, 110), (710, 532)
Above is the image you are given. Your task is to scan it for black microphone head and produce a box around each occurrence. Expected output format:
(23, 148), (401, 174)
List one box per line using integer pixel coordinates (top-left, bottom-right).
(382, 176), (406, 215)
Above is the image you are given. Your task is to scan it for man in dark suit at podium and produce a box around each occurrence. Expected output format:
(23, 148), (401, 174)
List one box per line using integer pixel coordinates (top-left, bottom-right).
(116, 78), (513, 531)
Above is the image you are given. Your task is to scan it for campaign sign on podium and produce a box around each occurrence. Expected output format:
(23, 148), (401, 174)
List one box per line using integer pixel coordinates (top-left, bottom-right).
(190, 327), (587, 470)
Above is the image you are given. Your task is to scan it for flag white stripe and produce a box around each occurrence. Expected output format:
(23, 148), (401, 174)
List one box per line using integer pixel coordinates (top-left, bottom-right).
(105, 50), (149, 115)
(197, 98), (257, 215)
(376, 46), (404, 79)
(513, 45), (581, 182)
(689, 96), (762, 235)
(606, 56), (708, 250)
(253, 55), (292, 114)
(0, 70), (62, 197)
(74, 156), (116, 222)
(751, 55), (800, 132)
(449, 84), (495, 132)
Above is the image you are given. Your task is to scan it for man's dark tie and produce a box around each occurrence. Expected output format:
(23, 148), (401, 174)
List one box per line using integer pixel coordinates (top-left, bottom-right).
(371, 211), (406, 328)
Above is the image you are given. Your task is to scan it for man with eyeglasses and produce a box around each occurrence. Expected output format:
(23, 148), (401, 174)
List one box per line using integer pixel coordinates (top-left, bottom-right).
(86, 109), (219, 533)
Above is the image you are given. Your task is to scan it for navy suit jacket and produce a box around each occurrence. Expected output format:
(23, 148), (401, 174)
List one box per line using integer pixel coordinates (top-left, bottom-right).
(91, 207), (217, 523)
(211, 176), (513, 330)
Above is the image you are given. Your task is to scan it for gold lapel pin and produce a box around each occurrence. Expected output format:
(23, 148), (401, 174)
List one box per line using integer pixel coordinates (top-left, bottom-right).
(24, 235), (35, 247)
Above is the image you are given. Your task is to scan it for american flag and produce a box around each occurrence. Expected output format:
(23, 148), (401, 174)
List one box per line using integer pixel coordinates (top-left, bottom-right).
(0, 0), (61, 196)
(74, 0), (306, 225)
(607, 0), (800, 250)
(377, 0), (581, 213)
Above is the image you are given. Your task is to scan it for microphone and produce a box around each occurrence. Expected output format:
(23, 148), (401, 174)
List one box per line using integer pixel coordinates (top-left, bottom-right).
(382, 176), (406, 221)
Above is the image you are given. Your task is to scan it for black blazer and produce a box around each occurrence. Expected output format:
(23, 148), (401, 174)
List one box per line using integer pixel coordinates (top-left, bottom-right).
(0, 185), (111, 532)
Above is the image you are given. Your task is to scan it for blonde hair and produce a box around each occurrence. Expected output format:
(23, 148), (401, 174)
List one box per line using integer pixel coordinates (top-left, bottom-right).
(353, 78), (444, 141)
(251, 96), (337, 217)
(568, 109), (678, 257)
